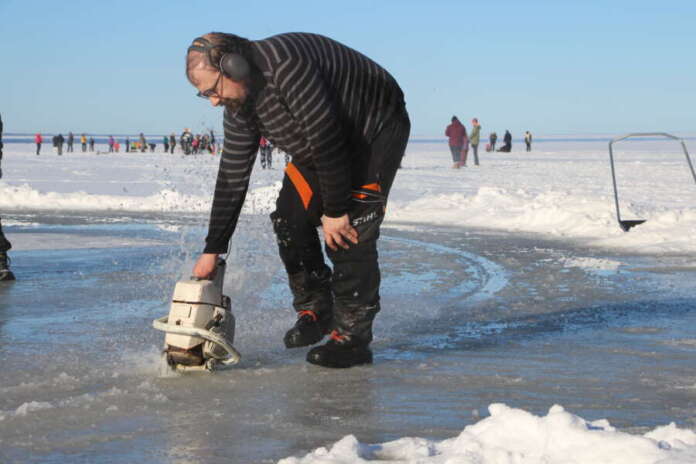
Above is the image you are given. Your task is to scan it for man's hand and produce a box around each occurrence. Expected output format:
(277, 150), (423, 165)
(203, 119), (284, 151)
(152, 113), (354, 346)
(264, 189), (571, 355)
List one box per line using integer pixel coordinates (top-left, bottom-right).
(321, 214), (358, 251)
(193, 253), (219, 279)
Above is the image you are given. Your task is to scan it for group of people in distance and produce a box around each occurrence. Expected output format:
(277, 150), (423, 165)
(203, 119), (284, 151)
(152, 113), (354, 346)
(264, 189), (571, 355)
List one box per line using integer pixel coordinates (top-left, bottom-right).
(445, 116), (482, 168)
(34, 132), (96, 156)
(163, 129), (218, 155)
(32, 129), (219, 156)
(446, 117), (533, 167)
(258, 136), (291, 169)
(486, 130), (532, 153)
(487, 130), (512, 153)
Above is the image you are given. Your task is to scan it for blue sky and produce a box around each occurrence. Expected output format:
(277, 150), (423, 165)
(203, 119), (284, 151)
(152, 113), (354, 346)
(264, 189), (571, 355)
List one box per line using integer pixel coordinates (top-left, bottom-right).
(1, 0), (694, 136)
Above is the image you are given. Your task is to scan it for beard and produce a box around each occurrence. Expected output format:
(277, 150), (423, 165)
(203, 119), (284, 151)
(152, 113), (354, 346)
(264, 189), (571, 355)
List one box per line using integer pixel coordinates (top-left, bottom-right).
(222, 97), (245, 112)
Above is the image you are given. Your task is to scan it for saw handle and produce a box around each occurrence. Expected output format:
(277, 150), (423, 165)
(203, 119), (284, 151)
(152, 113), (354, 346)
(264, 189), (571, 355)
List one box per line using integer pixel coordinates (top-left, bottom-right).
(152, 316), (241, 366)
(190, 257), (226, 282)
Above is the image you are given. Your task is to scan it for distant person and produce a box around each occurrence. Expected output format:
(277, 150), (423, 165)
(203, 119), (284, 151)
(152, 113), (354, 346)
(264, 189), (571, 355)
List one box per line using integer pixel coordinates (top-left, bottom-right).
(169, 133), (176, 154)
(88, 136), (95, 152)
(80, 133), (87, 152)
(487, 132), (497, 152)
(114, 139), (120, 152)
(209, 130), (216, 154)
(180, 129), (192, 154)
(125, 137), (130, 152)
(35, 132), (43, 155)
(258, 136), (266, 169)
(259, 136), (271, 169)
(163, 135), (169, 153)
(0, 114), (14, 281)
(524, 131), (532, 152)
(265, 138), (273, 168)
(108, 135), (115, 152)
(445, 116), (466, 168)
(497, 130), (512, 152)
(54, 133), (65, 155)
(470, 118), (481, 166)
(460, 125), (470, 167)
(139, 133), (147, 152)
(67, 132), (74, 152)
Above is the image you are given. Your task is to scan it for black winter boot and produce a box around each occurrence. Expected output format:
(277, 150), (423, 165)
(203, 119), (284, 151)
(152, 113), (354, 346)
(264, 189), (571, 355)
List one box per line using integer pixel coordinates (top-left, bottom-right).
(284, 310), (331, 348)
(283, 267), (333, 348)
(306, 330), (373, 368)
(306, 302), (380, 367)
(0, 251), (15, 281)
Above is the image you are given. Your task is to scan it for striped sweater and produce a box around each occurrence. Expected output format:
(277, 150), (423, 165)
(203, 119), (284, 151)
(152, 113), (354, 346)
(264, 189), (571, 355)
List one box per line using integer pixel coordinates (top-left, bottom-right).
(204, 32), (405, 254)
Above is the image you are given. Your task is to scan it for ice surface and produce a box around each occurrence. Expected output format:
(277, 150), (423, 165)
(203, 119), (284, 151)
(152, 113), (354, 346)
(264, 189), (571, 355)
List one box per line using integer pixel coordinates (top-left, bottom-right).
(1, 139), (696, 463)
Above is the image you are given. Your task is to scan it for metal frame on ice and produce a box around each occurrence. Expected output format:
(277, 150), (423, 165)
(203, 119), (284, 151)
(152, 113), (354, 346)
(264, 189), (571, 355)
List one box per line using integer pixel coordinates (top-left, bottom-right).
(608, 132), (696, 231)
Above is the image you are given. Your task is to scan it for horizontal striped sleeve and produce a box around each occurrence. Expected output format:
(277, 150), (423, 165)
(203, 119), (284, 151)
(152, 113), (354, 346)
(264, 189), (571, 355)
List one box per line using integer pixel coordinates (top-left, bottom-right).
(273, 57), (352, 217)
(203, 113), (260, 254)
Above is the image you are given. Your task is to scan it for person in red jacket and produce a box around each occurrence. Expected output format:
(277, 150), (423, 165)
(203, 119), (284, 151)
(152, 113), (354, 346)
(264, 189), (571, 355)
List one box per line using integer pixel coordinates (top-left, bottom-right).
(445, 116), (466, 168)
(259, 136), (270, 169)
(35, 132), (43, 155)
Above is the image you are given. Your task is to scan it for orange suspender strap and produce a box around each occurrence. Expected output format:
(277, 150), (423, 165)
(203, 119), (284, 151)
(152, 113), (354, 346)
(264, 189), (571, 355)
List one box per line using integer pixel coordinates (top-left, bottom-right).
(285, 162), (313, 210)
(285, 163), (380, 208)
(352, 183), (381, 199)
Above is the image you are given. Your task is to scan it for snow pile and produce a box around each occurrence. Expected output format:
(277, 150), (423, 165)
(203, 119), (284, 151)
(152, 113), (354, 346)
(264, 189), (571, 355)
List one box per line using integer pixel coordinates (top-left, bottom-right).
(0, 180), (280, 215)
(388, 185), (696, 253)
(390, 186), (618, 233)
(0, 183), (210, 212)
(279, 404), (696, 464)
(12, 401), (54, 418)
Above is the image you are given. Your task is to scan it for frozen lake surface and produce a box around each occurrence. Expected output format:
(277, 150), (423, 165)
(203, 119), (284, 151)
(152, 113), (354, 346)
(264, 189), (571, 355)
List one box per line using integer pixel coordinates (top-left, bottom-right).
(2, 212), (696, 463)
(2, 138), (696, 461)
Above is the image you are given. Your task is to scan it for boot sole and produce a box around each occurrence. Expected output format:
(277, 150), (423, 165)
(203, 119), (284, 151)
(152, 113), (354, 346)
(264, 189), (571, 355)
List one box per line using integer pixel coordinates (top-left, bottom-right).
(306, 348), (373, 368)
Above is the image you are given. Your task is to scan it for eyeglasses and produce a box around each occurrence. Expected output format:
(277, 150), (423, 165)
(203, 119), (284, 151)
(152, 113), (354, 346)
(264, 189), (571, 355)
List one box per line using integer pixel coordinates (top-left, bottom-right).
(197, 73), (223, 99)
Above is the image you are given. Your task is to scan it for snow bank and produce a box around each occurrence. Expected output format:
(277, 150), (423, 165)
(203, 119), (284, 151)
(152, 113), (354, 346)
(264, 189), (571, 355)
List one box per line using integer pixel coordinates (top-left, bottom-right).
(0, 183), (209, 212)
(0, 180), (280, 215)
(388, 185), (696, 254)
(390, 186), (619, 234)
(279, 404), (696, 464)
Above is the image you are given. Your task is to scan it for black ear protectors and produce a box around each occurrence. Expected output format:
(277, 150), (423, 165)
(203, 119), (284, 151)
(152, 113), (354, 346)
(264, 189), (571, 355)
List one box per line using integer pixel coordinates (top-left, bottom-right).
(188, 36), (251, 82)
(219, 53), (250, 82)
